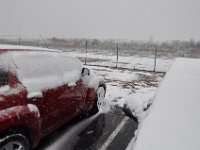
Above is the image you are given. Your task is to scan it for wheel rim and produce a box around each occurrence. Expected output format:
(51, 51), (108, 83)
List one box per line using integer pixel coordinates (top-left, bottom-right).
(97, 87), (106, 110)
(1, 141), (25, 150)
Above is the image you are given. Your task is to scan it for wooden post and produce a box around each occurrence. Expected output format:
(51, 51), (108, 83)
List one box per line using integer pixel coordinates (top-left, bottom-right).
(116, 43), (119, 69)
(18, 22), (21, 45)
(154, 45), (158, 72)
(84, 41), (88, 65)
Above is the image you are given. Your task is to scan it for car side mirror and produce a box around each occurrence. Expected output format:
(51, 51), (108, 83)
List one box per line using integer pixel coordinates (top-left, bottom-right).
(81, 68), (90, 76)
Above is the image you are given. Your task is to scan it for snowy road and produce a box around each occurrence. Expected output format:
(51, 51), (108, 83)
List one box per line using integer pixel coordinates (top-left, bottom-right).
(34, 107), (137, 150)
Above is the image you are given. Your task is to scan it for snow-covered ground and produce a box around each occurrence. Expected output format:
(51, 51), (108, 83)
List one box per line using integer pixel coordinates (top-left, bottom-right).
(0, 44), (60, 52)
(87, 65), (163, 114)
(131, 58), (200, 150)
(66, 51), (174, 72)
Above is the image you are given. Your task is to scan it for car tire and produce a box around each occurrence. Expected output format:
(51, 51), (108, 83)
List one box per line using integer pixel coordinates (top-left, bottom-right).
(89, 85), (106, 115)
(0, 134), (30, 150)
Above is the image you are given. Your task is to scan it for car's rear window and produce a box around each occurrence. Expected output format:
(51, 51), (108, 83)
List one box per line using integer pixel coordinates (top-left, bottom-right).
(0, 69), (8, 87)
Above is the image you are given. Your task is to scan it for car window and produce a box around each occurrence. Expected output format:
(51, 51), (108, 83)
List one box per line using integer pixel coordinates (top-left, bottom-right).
(8, 51), (83, 94)
(0, 68), (8, 87)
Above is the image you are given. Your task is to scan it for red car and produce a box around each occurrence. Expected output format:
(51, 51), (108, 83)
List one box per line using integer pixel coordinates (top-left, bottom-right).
(0, 45), (106, 150)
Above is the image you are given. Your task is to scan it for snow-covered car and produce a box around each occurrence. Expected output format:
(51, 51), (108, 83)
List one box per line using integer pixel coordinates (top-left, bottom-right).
(0, 45), (106, 150)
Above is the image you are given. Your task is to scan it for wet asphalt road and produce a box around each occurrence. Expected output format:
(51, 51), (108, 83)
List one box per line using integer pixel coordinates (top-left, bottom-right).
(34, 108), (138, 150)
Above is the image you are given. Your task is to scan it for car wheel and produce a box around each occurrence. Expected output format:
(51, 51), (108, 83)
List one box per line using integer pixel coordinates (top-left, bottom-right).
(90, 86), (106, 114)
(96, 86), (106, 110)
(0, 134), (29, 150)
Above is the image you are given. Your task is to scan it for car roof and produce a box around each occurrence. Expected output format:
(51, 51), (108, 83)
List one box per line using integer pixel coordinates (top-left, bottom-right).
(0, 44), (61, 53)
(0, 46), (83, 95)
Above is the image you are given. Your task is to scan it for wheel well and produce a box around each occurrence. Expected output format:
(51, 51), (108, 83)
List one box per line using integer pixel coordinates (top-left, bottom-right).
(96, 84), (106, 99)
(99, 84), (106, 93)
(0, 125), (32, 147)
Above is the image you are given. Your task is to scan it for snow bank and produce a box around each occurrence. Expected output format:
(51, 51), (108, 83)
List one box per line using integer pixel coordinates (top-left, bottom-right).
(134, 58), (200, 150)
(124, 92), (154, 121)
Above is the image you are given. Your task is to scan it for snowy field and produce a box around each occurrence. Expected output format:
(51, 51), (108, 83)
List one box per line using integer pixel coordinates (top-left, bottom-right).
(87, 65), (163, 111)
(66, 50), (174, 72)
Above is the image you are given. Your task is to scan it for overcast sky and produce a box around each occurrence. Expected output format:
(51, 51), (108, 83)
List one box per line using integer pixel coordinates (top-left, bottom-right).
(0, 0), (200, 41)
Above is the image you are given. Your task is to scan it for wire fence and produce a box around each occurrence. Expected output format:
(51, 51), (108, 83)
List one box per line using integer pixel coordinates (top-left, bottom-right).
(65, 41), (173, 73)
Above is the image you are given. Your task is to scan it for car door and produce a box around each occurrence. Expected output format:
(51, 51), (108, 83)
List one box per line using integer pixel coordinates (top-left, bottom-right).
(41, 85), (66, 133)
(14, 52), (68, 135)
(59, 79), (88, 120)
(28, 84), (68, 136)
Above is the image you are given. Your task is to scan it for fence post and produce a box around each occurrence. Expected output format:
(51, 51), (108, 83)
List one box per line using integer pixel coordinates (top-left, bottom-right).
(84, 41), (88, 65)
(18, 21), (21, 45)
(116, 43), (119, 69)
(154, 44), (158, 72)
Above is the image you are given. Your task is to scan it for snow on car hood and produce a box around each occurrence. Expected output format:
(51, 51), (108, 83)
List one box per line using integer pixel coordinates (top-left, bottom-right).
(0, 51), (83, 98)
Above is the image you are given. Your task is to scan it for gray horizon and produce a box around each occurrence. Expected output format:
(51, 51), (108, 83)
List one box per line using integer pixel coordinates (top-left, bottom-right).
(0, 0), (200, 41)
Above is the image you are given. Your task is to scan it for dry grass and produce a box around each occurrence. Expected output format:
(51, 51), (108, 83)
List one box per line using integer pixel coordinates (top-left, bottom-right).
(104, 73), (160, 94)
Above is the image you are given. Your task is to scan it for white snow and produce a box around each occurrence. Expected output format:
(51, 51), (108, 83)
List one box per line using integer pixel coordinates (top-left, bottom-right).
(87, 66), (162, 114)
(0, 84), (24, 97)
(68, 82), (77, 87)
(66, 50), (174, 72)
(0, 85), (10, 94)
(27, 104), (40, 118)
(0, 103), (39, 120)
(27, 91), (43, 99)
(82, 71), (104, 90)
(0, 47), (108, 98)
(0, 44), (60, 52)
(0, 106), (24, 118)
(133, 58), (200, 150)
(124, 92), (154, 121)
(0, 51), (83, 98)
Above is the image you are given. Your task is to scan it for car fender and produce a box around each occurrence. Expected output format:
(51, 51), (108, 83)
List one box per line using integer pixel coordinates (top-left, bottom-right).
(85, 88), (96, 111)
(0, 104), (41, 148)
(85, 82), (106, 111)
